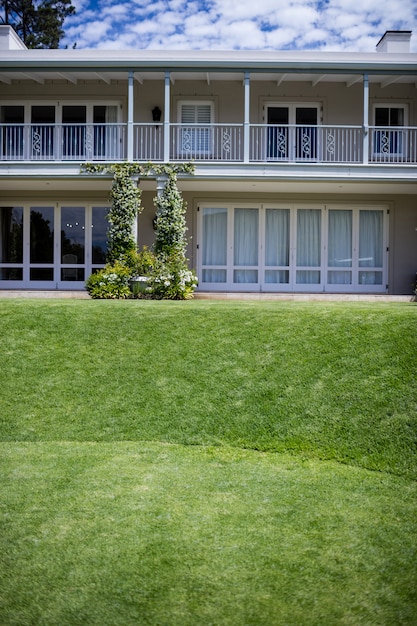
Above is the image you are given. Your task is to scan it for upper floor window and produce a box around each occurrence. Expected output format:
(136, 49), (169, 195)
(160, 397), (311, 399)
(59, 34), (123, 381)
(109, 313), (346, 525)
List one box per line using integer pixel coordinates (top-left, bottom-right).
(177, 101), (214, 157)
(373, 104), (407, 159)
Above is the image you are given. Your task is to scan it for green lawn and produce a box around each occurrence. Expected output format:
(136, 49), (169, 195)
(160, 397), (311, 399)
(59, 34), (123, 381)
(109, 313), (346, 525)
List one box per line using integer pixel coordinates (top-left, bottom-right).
(1, 300), (416, 625)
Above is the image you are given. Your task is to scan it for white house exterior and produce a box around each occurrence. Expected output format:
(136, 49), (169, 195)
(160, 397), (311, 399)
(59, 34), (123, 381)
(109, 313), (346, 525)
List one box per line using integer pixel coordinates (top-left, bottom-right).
(0, 26), (416, 294)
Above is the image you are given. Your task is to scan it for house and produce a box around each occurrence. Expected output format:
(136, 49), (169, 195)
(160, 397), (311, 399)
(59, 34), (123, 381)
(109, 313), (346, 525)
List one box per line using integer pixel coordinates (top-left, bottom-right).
(0, 26), (416, 294)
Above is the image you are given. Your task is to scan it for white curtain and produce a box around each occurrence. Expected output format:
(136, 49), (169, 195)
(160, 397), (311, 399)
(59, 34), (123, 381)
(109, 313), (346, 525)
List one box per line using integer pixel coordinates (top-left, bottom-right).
(202, 208), (227, 283)
(327, 210), (352, 284)
(234, 208), (258, 283)
(359, 210), (383, 285)
(296, 209), (321, 284)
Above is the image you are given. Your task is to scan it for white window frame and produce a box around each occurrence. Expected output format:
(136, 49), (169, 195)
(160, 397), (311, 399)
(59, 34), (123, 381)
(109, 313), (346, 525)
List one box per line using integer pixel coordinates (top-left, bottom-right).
(372, 103), (408, 159)
(177, 100), (215, 158)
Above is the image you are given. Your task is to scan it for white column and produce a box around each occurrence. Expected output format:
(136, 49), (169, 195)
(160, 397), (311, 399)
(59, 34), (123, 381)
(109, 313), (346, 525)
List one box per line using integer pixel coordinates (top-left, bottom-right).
(244, 71), (250, 163)
(363, 73), (369, 164)
(156, 175), (168, 197)
(127, 70), (134, 161)
(164, 71), (171, 162)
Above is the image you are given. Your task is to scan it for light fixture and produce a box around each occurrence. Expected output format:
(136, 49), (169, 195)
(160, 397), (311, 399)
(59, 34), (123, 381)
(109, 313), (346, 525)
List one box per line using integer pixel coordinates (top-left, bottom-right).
(152, 106), (162, 122)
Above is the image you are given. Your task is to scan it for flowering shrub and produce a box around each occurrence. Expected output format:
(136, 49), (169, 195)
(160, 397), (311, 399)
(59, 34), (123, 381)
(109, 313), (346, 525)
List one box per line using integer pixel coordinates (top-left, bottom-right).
(145, 252), (198, 300)
(85, 260), (132, 299)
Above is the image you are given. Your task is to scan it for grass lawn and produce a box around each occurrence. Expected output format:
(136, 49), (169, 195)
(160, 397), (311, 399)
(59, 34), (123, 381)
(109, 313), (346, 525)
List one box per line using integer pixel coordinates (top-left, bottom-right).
(1, 299), (416, 625)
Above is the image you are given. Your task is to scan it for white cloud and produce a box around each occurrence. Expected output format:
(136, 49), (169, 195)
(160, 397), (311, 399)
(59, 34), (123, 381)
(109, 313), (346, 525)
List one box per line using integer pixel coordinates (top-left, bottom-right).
(61, 0), (417, 51)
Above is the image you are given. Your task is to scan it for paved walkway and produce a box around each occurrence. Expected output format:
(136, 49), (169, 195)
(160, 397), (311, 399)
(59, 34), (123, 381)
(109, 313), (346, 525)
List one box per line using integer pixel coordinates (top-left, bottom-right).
(0, 290), (414, 302)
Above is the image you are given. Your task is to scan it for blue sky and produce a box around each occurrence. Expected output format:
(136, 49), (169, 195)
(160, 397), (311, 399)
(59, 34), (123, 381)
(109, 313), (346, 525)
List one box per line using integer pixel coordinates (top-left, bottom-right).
(61, 0), (417, 51)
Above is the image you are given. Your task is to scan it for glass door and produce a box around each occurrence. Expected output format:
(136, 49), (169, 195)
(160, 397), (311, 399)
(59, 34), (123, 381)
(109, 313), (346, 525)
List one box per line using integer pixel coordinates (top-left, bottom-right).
(1, 105), (24, 159)
(0, 206), (23, 282)
(267, 105), (318, 161)
(30, 206), (55, 285)
(295, 208), (323, 288)
(31, 106), (55, 160)
(62, 105), (87, 160)
(263, 208), (290, 287)
(60, 207), (86, 284)
(358, 210), (384, 288)
(295, 107), (317, 160)
(201, 207), (228, 285)
(197, 203), (387, 294)
(267, 107), (288, 159)
(233, 208), (259, 285)
(327, 209), (353, 287)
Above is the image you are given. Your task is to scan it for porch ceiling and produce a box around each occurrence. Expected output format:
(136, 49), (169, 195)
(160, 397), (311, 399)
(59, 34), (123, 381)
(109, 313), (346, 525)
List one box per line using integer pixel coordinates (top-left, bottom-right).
(0, 70), (416, 86)
(0, 170), (415, 196)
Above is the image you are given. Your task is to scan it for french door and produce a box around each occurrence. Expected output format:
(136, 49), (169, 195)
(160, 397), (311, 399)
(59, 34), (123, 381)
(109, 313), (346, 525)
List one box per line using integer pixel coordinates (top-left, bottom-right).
(267, 104), (318, 160)
(0, 204), (109, 289)
(199, 203), (388, 293)
(0, 102), (121, 161)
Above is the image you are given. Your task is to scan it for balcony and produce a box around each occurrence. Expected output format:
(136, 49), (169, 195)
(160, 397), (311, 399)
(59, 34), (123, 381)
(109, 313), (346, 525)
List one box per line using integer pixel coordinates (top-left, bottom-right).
(1, 122), (417, 165)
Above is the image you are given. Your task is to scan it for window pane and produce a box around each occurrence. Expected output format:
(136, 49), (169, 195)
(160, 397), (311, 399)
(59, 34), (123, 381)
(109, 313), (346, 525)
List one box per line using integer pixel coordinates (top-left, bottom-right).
(234, 208), (258, 266)
(203, 208), (227, 266)
(328, 210), (352, 267)
(265, 209), (289, 267)
(297, 209), (321, 267)
(92, 207), (109, 264)
(359, 210), (383, 268)
(30, 207), (54, 263)
(0, 206), (23, 263)
(61, 207), (85, 264)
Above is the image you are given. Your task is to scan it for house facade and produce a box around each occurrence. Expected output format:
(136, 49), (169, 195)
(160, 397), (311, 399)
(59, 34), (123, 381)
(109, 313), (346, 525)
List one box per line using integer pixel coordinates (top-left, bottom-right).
(0, 26), (416, 294)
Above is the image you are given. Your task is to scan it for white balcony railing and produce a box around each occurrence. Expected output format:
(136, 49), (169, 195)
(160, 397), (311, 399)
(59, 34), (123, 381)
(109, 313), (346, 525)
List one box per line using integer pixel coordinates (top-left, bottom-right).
(1, 122), (417, 165)
(170, 124), (243, 161)
(369, 126), (417, 163)
(0, 123), (126, 161)
(250, 124), (363, 163)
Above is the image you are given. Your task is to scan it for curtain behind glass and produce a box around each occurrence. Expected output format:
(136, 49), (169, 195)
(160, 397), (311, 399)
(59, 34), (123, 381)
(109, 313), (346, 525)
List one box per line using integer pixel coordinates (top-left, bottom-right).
(296, 209), (321, 284)
(202, 208), (227, 282)
(234, 208), (258, 283)
(265, 209), (289, 266)
(359, 211), (383, 267)
(327, 210), (352, 284)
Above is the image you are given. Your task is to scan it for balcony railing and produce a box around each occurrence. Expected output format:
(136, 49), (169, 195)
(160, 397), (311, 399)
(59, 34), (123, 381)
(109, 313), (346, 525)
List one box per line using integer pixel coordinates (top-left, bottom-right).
(1, 122), (417, 165)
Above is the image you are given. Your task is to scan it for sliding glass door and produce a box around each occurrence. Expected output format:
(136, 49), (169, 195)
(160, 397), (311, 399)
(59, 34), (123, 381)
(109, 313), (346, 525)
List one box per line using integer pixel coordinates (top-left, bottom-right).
(199, 203), (387, 293)
(0, 205), (109, 289)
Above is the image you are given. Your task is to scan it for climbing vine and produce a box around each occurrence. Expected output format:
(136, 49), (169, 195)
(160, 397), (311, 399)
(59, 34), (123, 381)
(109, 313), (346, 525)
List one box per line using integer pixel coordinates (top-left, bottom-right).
(82, 162), (197, 299)
(82, 162), (194, 263)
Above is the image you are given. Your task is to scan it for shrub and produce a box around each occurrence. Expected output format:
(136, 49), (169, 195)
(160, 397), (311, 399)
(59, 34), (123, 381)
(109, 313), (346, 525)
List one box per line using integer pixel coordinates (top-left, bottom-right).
(145, 252), (198, 300)
(85, 260), (132, 299)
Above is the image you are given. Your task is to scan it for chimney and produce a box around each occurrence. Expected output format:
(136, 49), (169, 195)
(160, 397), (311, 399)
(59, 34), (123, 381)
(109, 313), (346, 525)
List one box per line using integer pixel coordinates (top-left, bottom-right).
(0, 25), (27, 50)
(376, 30), (412, 53)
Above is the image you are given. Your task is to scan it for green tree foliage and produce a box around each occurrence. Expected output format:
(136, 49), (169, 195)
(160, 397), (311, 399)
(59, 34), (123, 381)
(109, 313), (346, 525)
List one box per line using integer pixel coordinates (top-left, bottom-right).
(0, 0), (75, 48)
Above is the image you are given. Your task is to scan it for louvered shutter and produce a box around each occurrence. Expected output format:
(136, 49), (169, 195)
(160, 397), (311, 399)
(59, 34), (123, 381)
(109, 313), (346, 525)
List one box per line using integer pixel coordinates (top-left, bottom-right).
(180, 103), (212, 156)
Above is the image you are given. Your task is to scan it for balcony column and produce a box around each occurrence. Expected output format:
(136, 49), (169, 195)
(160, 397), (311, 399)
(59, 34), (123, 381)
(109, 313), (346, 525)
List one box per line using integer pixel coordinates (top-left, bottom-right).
(127, 70), (134, 161)
(164, 71), (171, 163)
(243, 71), (250, 163)
(363, 73), (369, 164)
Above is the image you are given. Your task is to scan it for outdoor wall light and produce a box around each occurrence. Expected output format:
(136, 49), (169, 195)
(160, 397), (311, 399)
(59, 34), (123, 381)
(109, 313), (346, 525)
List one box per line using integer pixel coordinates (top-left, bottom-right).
(152, 106), (162, 122)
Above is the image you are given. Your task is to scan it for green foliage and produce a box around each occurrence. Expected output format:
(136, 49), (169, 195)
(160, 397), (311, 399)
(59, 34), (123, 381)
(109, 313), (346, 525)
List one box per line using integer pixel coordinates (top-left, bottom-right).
(145, 251), (198, 299)
(152, 170), (198, 299)
(123, 246), (157, 277)
(0, 0), (76, 48)
(82, 163), (197, 300)
(154, 172), (187, 256)
(85, 261), (131, 299)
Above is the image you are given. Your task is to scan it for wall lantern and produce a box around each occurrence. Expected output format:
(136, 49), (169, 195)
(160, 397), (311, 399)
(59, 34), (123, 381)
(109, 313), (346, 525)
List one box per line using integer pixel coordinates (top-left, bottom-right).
(152, 106), (162, 122)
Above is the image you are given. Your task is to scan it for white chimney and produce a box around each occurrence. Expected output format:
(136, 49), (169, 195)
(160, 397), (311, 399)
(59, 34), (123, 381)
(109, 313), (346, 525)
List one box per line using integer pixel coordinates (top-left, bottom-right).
(0, 25), (27, 50)
(376, 30), (412, 53)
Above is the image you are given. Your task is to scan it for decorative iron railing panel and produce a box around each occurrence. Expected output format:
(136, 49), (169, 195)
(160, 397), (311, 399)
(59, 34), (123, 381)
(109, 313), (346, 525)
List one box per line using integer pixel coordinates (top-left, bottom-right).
(170, 124), (243, 161)
(250, 124), (363, 163)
